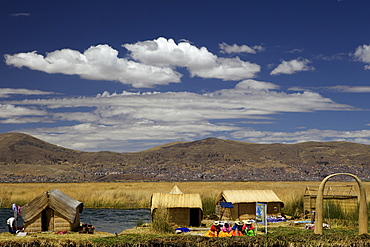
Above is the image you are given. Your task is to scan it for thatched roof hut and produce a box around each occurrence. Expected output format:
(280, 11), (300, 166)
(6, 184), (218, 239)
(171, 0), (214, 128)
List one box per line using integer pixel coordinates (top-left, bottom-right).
(151, 186), (203, 226)
(216, 190), (284, 220)
(21, 189), (83, 232)
(304, 185), (358, 217)
(169, 185), (183, 194)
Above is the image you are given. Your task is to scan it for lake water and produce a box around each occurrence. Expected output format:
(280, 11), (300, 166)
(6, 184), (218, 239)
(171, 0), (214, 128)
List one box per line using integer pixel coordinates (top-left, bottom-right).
(0, 208), (151, 234)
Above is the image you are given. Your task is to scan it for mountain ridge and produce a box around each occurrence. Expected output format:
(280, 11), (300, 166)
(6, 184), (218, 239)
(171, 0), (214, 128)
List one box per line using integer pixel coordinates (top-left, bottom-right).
(1, 133), (370, 182)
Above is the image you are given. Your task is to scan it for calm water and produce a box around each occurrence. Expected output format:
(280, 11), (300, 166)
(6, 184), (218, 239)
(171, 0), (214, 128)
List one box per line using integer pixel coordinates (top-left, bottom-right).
(0, 208), (151, 234)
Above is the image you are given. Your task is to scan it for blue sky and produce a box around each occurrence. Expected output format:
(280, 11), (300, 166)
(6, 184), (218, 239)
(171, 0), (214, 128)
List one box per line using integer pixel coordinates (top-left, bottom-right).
(1, 0), (370, 152)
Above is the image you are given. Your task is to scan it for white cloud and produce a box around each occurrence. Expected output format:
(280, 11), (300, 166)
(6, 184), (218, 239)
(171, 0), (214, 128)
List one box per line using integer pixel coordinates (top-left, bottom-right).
(0, 117), (52, 124)
(287, 86), (308, 92)
(10, 13), (30, 17)
(233, 79), (279, 91)
(327, 85), (370, 93)
(188, 57), (261, 80)
(219, 42), (264, 54)
(4, 45), (182, 88)
(353, 44), (370, 69)
(7, 79), (354, 151)
(286, 49), (303, 54)
(270, 58), (314, 75)
(5, 38), (262, 87)
(289, 85), (370, 93)
(0, 104), (47, 118)
(231, 129), (370, 145)
(316, 53), (347, 61)
(123, 37), (261, 81)
(0, 88), (57, 98)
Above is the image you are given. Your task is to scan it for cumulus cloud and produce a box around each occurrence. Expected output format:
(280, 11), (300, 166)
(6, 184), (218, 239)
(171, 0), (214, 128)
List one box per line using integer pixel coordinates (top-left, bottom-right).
(123, 37), (261, 81)
(5, 38), (262, 87)
(219, 42), (264, 54)
(7, 79), (354, 151)
(353, 44), (370, 69)
(270, 58), (314, 75)
(4, 44), (182, 88)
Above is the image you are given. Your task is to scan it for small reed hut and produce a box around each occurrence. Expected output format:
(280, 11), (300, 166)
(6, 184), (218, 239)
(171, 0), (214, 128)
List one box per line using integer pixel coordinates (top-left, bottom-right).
(216, 190), (284, 220)
(150, 186), (203, 226)
(304, 185), (358, 218)
(20, 189), (83, 232)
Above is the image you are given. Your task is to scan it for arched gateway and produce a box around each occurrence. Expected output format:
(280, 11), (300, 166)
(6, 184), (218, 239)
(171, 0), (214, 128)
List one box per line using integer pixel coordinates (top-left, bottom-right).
(314, 173), (368, 235)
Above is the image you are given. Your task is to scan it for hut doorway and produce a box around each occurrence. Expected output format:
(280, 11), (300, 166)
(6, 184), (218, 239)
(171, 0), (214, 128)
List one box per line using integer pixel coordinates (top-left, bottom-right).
(41, 208), (54, 231)
(190, 208), (200, 226)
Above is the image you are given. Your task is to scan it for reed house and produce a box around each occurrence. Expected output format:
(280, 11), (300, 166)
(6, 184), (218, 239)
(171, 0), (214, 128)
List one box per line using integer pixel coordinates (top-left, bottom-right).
(20, 189), (83, 232)
(150, 186), (203, 226)
(216, 190), (284, 220)
(303, 185), (358, 217)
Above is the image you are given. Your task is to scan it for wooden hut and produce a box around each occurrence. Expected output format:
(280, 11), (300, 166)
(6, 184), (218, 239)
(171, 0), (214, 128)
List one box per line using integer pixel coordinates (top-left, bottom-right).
(216, 190), (284, 220)
(150, 186), (203, 226)
(303, 185), (358, 217)
(20, 189), (83, 232)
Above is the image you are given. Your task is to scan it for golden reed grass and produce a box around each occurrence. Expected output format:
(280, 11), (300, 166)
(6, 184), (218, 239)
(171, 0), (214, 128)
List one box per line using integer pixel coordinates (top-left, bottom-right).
(1, 181), (369, 209)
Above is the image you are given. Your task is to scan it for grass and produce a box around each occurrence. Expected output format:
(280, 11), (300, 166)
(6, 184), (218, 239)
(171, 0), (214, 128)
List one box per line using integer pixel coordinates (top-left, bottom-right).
(281, 193), (304, 217)
(0, 181), (334, 209)
(151, 207), (173, 234)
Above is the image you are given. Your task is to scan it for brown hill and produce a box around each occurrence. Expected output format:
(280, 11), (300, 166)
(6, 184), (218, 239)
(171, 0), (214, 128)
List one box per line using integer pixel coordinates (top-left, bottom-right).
(1, 133), (370, 182)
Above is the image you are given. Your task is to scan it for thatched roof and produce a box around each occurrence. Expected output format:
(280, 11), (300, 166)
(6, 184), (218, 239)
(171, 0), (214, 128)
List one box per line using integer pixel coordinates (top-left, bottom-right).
(151, 193), (202, 212)
(304, 185), (357, 197)
(217, 190), (283, 205)
(169, 185), (183, 194)
(21, 189), (83, 223)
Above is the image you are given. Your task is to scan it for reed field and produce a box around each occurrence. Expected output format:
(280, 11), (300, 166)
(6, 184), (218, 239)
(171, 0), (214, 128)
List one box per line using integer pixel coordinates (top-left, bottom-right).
(1, 181), (368, 210)
(2, 181), (370, 246)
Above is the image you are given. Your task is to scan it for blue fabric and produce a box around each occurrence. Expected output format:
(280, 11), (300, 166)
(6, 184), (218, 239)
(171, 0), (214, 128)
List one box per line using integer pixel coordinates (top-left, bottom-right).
(220, 202), (234, 208)
(175, 227), (190, 232)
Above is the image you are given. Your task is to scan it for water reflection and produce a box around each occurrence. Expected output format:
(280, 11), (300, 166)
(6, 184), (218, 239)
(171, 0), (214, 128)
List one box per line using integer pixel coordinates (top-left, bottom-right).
(80, 208), (151, 233)
(0, 208), (151, 234)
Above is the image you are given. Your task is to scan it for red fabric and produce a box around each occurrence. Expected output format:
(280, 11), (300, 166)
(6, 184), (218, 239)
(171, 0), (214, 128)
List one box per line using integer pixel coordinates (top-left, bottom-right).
(210, 225), (221, 232)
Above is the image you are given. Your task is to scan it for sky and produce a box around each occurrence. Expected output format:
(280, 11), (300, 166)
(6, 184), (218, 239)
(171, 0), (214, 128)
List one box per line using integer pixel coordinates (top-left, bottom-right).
(1, 0), (370, 153)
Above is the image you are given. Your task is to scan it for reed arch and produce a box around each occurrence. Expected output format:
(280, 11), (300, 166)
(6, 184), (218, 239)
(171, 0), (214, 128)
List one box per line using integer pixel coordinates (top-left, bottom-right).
(314, 173), (368, 235)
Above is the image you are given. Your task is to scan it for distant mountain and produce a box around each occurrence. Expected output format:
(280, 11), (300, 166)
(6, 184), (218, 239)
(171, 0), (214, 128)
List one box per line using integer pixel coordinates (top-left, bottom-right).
(1, 133), (370, 182)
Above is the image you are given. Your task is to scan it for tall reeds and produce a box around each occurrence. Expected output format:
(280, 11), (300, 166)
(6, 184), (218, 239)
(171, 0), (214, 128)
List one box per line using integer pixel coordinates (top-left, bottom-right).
(151, 208), (173, 234)
(201, 196), (216, 216)
(323, 201), (359, 227)
(281, 193), (304, 218)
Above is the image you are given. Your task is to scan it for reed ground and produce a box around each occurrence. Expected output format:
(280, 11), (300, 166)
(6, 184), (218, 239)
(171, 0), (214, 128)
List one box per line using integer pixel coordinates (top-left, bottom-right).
(0, 223), (366, 247)
(1, 181), (368, 209)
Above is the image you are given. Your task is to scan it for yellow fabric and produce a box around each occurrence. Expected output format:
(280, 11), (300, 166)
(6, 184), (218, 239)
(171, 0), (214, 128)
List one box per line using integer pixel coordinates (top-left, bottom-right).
(218, 231), (232, 237)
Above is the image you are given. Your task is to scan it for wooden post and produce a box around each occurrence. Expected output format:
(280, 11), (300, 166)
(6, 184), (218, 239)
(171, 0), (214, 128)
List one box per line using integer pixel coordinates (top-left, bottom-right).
(314, 173), (368, 235)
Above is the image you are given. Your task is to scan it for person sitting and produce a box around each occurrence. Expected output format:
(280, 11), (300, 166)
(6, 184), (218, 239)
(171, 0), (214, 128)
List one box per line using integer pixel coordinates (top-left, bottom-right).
(205, 221), (221, 237)
(6, 217), (17, 234)
(231, 221), (244, 236)
(242, 220), (255, 236)
(218, 222), (232, 237)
